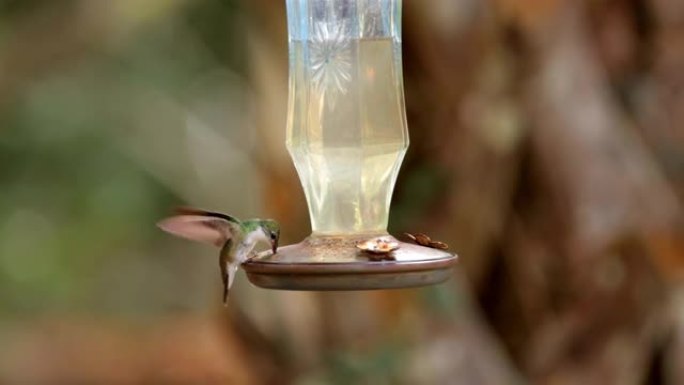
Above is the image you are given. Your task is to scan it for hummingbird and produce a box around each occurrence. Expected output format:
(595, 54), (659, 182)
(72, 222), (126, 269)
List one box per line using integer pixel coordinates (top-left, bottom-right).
(157, 207), (280, 304)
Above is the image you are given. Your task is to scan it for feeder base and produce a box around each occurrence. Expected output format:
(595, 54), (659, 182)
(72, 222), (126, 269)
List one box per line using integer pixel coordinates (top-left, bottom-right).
(242, 234), (457, 291)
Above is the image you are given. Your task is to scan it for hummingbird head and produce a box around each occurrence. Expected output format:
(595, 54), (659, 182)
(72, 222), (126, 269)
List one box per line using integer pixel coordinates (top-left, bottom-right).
(259, 219), (280, 254)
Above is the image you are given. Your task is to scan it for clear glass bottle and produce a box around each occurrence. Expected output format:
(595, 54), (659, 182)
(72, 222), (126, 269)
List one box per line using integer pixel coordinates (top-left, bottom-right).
(285, 0), (409, 235)
(244, 0), (456, 291)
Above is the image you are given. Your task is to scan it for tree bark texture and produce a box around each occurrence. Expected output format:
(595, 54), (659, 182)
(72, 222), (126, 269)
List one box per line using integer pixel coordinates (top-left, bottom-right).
(248, 0), (684, 384)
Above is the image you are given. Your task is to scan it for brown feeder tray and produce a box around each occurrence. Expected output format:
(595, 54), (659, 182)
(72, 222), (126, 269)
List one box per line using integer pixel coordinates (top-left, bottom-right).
(242, 234), (458, 291)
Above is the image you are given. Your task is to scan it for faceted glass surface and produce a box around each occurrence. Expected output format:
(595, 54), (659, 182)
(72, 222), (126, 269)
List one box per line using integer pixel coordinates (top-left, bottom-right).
(285, 0), (409, 235)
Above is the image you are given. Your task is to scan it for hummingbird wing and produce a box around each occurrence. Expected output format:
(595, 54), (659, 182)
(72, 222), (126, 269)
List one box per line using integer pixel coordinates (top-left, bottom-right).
(174, 207), (242, 224)
(157, 208), (243, 247)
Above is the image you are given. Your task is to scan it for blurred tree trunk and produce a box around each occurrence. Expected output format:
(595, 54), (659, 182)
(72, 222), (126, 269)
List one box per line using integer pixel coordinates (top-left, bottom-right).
(246, 0), (684, 384)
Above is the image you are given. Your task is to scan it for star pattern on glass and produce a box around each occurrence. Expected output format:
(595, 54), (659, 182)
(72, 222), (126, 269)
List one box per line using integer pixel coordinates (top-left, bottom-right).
(310, 21), (352, 109)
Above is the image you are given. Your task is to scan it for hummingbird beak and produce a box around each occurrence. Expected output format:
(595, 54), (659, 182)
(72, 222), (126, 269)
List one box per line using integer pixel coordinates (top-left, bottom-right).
(271, 238), (278, 254)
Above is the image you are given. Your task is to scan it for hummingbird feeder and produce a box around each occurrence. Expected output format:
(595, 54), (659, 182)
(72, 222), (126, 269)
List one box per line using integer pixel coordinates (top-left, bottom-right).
(243, 0), (457, 290)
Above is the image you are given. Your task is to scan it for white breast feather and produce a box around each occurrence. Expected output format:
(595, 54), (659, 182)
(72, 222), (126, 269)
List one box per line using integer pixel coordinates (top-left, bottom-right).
(237, 229), (269, 262)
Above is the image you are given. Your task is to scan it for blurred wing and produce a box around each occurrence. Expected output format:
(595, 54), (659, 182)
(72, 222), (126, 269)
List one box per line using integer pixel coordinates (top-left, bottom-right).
(157, 215), (240, 247)
(174, 207), (242, 225)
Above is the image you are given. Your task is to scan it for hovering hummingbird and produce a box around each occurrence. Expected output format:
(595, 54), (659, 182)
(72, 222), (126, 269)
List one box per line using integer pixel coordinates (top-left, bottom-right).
(157, 207), (280, 304)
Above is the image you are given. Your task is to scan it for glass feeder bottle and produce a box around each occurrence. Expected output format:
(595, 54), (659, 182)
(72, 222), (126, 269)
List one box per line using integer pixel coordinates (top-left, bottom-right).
(286, 0), (408, 235)
(244, 0), (456, 291)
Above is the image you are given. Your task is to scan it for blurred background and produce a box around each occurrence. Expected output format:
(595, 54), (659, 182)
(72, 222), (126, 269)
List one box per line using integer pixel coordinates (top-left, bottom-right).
(1, 0), (683, 384)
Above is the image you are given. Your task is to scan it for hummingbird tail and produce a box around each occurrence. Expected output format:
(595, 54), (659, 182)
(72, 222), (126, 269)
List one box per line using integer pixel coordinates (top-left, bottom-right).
(223, 284), (229, 306)
(222, 265), (238, 306)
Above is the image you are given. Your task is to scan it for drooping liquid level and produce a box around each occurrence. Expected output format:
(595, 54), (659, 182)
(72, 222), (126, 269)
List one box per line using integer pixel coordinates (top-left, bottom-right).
(287, 38), (409, 235)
